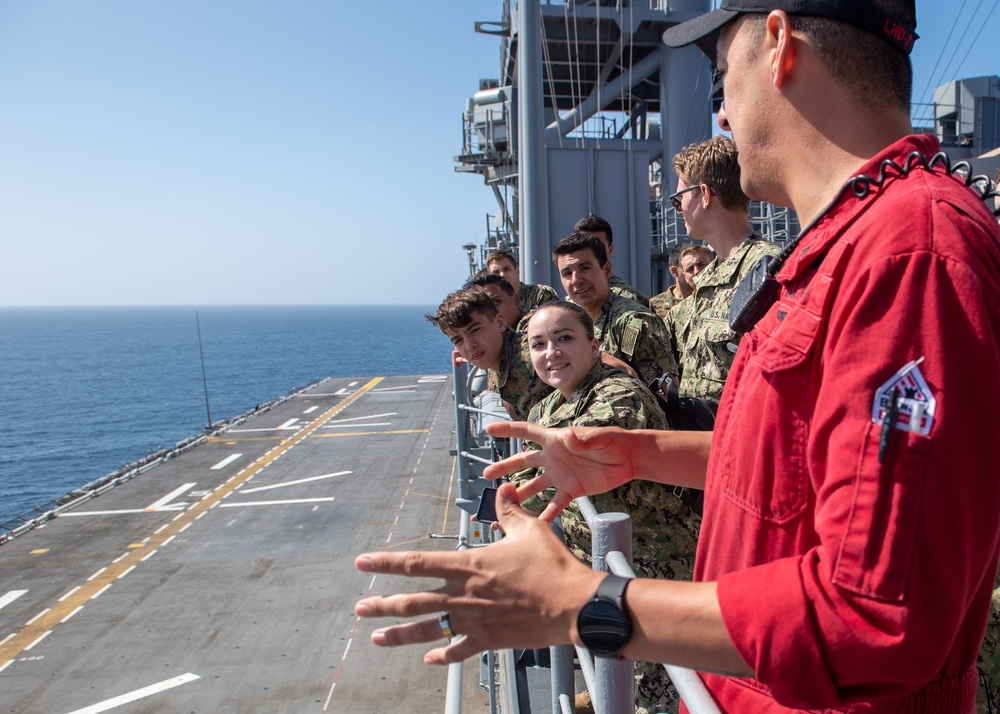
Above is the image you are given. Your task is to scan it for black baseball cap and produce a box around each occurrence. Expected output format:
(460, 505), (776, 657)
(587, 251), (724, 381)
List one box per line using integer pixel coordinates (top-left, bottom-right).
(662, 0), (918, 63)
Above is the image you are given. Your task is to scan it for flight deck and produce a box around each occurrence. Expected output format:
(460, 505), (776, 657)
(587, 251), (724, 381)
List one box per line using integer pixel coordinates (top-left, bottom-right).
(0, 375), (486, 713)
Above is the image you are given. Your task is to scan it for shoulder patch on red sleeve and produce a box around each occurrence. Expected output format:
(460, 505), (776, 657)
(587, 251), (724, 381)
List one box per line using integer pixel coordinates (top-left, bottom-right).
(871, 358), (936, 436)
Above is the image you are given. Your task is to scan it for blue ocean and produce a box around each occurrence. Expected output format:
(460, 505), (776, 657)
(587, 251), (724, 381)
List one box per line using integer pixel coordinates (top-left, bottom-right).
(0, 305), (452, 525)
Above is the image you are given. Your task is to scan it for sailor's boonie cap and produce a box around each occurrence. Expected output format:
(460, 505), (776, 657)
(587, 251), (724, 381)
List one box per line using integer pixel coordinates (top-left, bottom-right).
(662, 0), (918, 64)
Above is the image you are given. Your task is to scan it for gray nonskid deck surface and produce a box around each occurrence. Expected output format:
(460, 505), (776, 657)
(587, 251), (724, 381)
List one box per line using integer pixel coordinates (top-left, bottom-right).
(0, 375), (488, 713)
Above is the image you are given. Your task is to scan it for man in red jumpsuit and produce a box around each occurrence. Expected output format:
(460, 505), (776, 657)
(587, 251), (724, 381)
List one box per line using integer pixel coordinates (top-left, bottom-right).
(354, 1), (1000, 711)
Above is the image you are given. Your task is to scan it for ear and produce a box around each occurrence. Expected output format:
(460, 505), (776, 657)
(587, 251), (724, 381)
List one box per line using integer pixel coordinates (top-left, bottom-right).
(767, 10), (795, 88)
(603, 260), (612, 279)
(700, 183), (713, 209)
(590, 338), (600, 360)
(495, 312), (508, 331)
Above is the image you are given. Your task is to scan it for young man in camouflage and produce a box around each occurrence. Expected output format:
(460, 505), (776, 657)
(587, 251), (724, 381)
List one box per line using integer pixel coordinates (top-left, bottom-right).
(425, 287), (551, 420)
(650, 243), (714, 318)
(573, 214), (650, 307)
(515, 301), (697, 714)
(649, 244), (687, 318)
(484, 249), (559, 313)
(553, 232), (677, 386)
(463, 273), (524, 331)
(669, 135), (780, 403)
(660, 245), (716, 375)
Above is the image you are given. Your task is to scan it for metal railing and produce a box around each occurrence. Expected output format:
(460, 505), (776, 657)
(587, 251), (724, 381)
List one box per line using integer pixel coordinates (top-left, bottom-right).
(446, 360), (720, 713)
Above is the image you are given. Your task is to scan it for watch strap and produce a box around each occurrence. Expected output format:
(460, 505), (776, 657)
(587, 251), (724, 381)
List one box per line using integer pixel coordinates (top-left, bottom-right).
(596, 573), (631, 605)
(577, 573), (633, 658)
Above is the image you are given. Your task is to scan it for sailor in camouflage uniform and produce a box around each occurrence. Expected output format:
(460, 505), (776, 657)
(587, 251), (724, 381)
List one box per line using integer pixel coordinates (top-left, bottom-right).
(977, 568), (1000, 713)
(668, 135), (781, 403)
(649, 245), (688, 318)
(512, 301), (698, 714)
(426, 286), (552, 421)
(649, 284), (682, 318)
(553, 232), (677, 386)
(674, 232), (779, 402)
(650, 244), (715, 318)
(574, 214), (651, 307)
(662, 294), (693, 380)
(485, 248), (559, 313)
(464, 273), (523, 331)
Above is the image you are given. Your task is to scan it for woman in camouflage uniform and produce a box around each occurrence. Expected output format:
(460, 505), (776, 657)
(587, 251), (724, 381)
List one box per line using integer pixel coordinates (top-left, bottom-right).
(514, 301), (700, 714)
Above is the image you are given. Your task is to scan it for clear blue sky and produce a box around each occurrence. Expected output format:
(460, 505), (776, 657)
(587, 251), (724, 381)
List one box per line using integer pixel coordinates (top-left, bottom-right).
(1, 1), (996, 307)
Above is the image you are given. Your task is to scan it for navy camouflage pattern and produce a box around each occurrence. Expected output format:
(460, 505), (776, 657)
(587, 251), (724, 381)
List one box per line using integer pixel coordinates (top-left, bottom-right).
(609, 273), (650, 308)
(512, 361), (699, 713)
(675, 234), (780, 402)
(593, 292), (678, 386)
(649, 285), (683, 318)
(518, 282), (559, 313)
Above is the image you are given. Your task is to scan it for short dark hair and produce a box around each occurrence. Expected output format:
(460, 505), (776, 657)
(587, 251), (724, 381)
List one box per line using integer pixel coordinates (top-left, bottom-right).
(485, 249), (518, 269)
(741, 0), (914, 113)
(573, 215), (614, 246)
(552, 232), (608, 267)
(527, 300), (595, 341)
(426, 287), (498, 332)
(463, 273), (516, 298)
(673, 135), (750, 213)
(668, 243), (687, 268)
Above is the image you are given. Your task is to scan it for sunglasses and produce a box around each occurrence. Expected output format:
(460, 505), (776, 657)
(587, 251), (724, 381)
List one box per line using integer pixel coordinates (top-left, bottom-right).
(668, 184), (714, 213)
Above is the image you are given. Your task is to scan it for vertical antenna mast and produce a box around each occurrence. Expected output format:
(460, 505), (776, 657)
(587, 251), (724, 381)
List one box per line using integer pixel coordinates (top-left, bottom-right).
(195, 311), (213, 429)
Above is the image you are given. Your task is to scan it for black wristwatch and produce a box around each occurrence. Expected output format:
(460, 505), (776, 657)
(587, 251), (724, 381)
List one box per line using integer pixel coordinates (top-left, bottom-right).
(576, 573), (632, 658)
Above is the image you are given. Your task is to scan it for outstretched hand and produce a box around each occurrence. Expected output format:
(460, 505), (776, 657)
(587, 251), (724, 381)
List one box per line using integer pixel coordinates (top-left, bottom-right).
(355, 482), (600, 664)
(483, 422), (638, 522)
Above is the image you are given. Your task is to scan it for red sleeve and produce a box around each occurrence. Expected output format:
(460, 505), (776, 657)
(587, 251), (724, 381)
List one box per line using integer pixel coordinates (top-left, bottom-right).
(717, 194), (1000, 706)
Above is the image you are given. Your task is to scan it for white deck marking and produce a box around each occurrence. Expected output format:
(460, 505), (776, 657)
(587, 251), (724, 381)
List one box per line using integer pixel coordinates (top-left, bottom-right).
(144, 483), (196, 512)
(25, 609), (49, 625)
(60, 606), (84, 624)
(65, 673), (200, 714)
(117, 565), (137, 579)
(58, 587), (81, 602)
(61, 506), (185, 516)
(348, 381), (358, 386)
(324, 422), (391, 428)
(303, 406), (319, 414)
(334, 388), (349, 395)
(0, 590), (28, 611)
(240, 471), (351, 494)
(23, 630), (50, 651)
(219, 497), (335, 508)
(210, 454), (242, 470)
(371, 385), (417, 393)
(325, 412), (396, 423)
(229, 420), (303, 433)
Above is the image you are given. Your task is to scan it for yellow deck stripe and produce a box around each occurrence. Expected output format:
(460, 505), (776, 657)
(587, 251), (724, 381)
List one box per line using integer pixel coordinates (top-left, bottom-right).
(0, 377), (383, 667)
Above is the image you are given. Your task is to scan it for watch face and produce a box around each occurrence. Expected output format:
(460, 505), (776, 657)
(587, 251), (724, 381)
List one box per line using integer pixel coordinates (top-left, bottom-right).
(578, 600), (628, 656)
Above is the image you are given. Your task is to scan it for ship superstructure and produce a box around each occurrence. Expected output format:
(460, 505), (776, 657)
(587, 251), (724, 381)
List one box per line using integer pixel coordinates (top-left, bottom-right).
(457, 0), (1000, 295)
